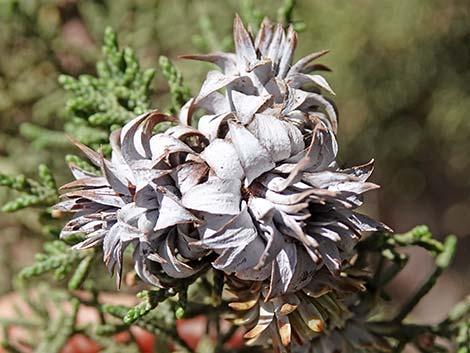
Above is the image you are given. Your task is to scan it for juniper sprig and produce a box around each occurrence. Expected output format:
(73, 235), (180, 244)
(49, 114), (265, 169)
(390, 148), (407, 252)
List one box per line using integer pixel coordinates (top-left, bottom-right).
(159, 56), (191, 116)
(0, 164), (58, 212)
(59, 27), (155, 152)
(18, 240), (93, 284)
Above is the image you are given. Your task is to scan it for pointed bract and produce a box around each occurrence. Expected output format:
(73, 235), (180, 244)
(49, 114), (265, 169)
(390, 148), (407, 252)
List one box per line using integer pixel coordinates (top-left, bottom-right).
(55, 112), (209, 287)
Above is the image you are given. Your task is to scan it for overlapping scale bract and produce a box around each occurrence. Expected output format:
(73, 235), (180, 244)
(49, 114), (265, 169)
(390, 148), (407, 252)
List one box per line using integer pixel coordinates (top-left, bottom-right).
(55, 111), (210, 288)
(176, 16), (389, 351)
(55, 16), (390, 353)
(179, 15), (338, 139)
(226, 265), (391, 353)
(178, 16), (389, 298)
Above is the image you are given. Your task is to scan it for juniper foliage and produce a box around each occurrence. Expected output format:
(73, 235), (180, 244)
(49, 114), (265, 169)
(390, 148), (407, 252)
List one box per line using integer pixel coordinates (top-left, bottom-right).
(0, 164), (58, 212)
(59, 27), (155, 153)
(158, 56), (191, 116)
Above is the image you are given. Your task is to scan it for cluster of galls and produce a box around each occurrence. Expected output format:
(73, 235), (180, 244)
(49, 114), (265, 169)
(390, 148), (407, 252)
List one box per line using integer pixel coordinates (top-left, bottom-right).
(55, 16), (391, 353)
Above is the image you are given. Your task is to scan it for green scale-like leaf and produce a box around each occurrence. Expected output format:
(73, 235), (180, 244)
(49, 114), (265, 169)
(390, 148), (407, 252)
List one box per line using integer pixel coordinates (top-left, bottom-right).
(59, 27), (155, 153)
(0, 164), (58, 212)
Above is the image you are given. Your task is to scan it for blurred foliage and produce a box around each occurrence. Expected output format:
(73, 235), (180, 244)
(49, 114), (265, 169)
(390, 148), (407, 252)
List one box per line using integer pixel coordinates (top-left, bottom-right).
(290, 0), (470, 238)
(0, 282), (148, 353)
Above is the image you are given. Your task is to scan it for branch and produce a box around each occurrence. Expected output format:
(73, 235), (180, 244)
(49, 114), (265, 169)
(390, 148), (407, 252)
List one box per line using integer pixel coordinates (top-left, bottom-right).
(393, 235), (457, 323)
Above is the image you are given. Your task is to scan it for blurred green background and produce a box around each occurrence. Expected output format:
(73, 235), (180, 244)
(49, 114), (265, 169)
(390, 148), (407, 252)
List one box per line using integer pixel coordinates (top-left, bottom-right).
(0, 0), (468, 328)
